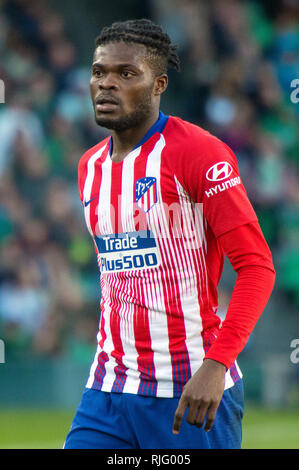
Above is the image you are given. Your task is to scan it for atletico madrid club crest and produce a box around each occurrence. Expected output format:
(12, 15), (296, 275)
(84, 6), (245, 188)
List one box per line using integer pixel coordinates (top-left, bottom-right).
(135, 177), (158, 213)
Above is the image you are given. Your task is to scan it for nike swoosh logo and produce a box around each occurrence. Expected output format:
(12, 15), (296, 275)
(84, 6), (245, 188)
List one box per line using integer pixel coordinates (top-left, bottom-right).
(84, 196), (97, 207)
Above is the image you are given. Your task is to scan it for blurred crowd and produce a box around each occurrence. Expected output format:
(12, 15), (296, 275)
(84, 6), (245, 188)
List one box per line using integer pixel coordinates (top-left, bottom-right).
(0, 0), (298, 363)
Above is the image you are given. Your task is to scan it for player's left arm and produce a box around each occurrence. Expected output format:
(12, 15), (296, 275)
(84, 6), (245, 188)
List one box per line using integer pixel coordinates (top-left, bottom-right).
(172, 133), (276, 434)
(204, 221), (276, 367)
(172, 221), (275, 434)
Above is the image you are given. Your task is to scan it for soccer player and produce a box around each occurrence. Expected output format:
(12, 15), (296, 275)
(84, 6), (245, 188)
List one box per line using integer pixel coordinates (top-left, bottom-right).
(64, 19), (275, 449)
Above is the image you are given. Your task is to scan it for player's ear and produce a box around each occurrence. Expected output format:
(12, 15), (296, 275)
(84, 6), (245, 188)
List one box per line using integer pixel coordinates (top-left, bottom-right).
(153, 74), (168, 96)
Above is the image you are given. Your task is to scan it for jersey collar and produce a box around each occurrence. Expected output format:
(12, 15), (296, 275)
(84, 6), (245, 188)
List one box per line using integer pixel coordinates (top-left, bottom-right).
(108, 111), (169, 156)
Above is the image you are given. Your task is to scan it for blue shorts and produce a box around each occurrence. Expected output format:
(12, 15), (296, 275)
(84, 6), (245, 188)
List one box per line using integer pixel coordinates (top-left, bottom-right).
(64, 379), (244, 449)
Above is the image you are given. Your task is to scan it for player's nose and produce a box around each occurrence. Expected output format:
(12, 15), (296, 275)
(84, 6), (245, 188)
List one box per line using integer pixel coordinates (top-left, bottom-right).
(98, 73), (119, 90)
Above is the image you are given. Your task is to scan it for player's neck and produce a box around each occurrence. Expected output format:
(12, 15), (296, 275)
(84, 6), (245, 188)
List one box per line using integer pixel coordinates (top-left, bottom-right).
(110, 109), (160, 163)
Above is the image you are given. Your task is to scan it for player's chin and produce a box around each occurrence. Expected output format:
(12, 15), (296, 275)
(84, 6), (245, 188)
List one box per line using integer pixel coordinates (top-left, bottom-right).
(95, 114), (119, 128)
(95, 114), (131, 132)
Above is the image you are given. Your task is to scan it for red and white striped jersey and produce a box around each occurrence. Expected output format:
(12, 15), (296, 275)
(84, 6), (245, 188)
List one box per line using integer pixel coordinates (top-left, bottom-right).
(78, 112), (258, 397)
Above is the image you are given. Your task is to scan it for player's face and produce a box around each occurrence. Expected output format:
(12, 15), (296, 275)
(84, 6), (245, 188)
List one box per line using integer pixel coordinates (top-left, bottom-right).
(90, 42), (158, 132)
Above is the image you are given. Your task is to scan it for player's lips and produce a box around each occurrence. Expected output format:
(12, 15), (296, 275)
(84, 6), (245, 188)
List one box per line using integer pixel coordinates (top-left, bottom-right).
(95, 96), (120, 112)
(96, 102), (118, 112)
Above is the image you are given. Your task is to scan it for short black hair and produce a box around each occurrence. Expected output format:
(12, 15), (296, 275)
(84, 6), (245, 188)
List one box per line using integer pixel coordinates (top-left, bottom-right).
(95, 19), (180, 76)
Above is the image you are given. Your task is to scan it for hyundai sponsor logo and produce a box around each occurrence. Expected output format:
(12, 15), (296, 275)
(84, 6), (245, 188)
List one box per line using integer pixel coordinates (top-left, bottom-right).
(205, 177), (241, 198)
(206, 162), (233, 182)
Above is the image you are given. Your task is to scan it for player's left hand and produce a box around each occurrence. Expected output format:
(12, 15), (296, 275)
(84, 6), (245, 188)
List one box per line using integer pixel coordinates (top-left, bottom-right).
(172, 358), (226, 434)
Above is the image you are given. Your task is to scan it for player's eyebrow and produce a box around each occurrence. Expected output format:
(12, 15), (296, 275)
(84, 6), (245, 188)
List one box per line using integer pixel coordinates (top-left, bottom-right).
(92, 62), (140, 69)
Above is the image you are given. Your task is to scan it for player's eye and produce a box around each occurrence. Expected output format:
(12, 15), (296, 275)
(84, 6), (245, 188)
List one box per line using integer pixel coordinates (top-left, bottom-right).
(92, 69), (103, 78)
(121, 70), (134, 78)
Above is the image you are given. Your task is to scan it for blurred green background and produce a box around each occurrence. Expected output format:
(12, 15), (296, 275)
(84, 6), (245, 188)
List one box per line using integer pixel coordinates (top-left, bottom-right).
(1, 406), (299, 449)
(0, 0), (299, 449)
